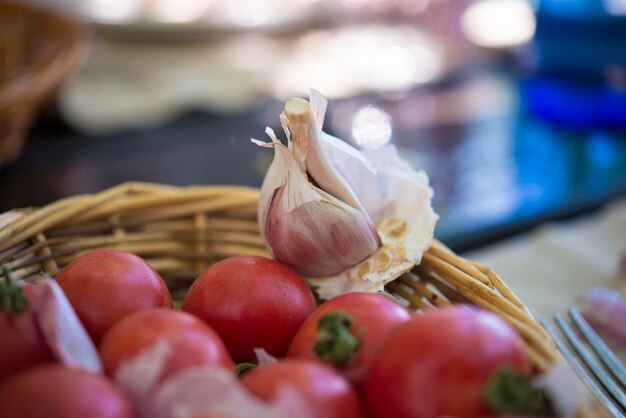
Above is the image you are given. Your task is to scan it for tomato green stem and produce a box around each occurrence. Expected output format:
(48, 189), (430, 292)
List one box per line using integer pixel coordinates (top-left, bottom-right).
(484, 366), (555, 417)
(236, 362), (257, 376)
(0, 264), (28, 315)
(313, 311), (361, 367)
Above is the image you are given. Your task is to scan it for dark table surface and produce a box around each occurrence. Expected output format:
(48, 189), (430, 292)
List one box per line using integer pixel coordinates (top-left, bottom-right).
(2, 70), (625, 253)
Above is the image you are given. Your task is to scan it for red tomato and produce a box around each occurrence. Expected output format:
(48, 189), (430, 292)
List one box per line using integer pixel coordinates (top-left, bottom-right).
(287, 292), (410, 387)
(0, 283), (54, 382)
(364, 307), (533, 418)
(182, 256), (317, 362)
(99, 308), (234, 380)
(240, 359), (365, 418)
(0, 365), (134, 418)
(56, 249), (172, 343)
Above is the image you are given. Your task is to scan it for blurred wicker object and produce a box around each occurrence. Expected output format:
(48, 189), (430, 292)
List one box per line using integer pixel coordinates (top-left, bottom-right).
(0, 2), (85, 166)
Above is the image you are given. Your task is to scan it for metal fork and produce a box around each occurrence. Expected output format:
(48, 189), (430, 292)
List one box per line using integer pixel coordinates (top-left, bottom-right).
(541, 308), (626, 418)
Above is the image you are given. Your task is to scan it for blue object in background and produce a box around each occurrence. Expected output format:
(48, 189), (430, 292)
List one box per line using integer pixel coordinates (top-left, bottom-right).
(520, 76), (626, 130)
(539, 0), (626, 20)
(520, 0), (626, 129)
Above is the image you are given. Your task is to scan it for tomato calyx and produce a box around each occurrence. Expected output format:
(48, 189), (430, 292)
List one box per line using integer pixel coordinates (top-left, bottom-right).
(236, 362), (257, 376)
(0, 265), (28, 315)
(313, 311), (361, 367)
(484, 367), (555, 417)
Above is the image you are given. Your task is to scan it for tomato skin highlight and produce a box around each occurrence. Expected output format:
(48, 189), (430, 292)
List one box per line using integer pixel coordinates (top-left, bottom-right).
(287, 292), (411, 387)
(56, 249), (173, 344)
(0, 365), (134, 418)
(240, 359), (365, 418)
(364, 307), (533, 418)
(99, 308), (234, 381)
(182, 256), (317, 362)
(0, 284), (54, 382)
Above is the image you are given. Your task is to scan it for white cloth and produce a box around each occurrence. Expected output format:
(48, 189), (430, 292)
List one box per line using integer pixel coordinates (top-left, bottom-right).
(466, 199), (626, 360)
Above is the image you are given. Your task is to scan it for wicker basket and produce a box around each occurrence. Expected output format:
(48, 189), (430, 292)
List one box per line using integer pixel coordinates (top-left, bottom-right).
(0, 2), (85, 166)
(0, 182), (607, 416)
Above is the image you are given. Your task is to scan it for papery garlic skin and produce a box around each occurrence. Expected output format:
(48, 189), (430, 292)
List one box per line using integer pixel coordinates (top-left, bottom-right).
(310, 137), (438, 299)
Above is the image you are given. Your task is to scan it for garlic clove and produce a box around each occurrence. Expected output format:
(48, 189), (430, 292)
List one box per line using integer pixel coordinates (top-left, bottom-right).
(266, 185), (380, 277)
(309, 87), (327, 131)
(254, 136), (379, 277)
(319, 131), (382, 218)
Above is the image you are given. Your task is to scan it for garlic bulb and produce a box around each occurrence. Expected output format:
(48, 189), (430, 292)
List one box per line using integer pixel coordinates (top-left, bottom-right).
(253, 124), (380, 277)
(254, 90), (437, 298)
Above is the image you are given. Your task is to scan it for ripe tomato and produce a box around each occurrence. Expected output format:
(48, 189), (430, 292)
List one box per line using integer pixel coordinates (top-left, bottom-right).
(240, 359), (365, 418)
(56, 249), (172, 343)
(99, 308), (234, 381)
(364, 307), (532, 418)
(0, 365), (134, 418)
(0, 282), (54, 382)
(287, 292), (410, 387)
(182, 256), (316, 362)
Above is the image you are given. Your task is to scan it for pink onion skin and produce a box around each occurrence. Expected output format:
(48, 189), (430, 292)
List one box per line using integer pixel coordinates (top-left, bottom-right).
(142, 367), (312, 418)
(114, 339), (172, 412)
(35, 278), (102, 373)
(577, 286), (626, 346)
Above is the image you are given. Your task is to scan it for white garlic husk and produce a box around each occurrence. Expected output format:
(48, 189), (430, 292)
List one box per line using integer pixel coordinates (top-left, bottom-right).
(310, 144), (438, 299)
(254, 89), (438, 299)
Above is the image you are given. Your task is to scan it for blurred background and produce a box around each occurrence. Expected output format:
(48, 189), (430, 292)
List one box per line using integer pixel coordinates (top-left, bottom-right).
(1, 0), (625, 251)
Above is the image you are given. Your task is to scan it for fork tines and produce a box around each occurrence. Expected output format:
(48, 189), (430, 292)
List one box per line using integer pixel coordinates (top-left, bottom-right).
(541, 307), (626, 418)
